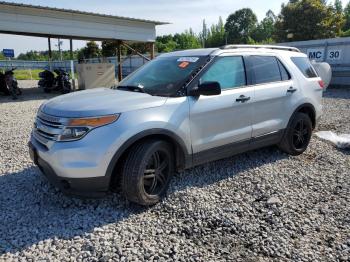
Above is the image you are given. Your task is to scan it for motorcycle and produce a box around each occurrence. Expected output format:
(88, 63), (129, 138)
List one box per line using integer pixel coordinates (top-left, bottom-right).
(38, 68), (71, 94)
(54, 69), (71, 94)
(0, 68), (22, 99)
(38, 70), (55, 92)
(0, 70), (10, 96)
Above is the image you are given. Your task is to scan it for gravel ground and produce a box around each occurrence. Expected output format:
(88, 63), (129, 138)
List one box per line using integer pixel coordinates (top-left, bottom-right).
(0, 81), (349, 261)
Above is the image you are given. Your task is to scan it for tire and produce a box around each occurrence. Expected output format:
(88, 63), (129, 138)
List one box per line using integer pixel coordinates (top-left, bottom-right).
(121, 140), (175, 206)
(10, 83), (18, 100)
(278, 112), (312, 156)
(61, 83), (71, 94)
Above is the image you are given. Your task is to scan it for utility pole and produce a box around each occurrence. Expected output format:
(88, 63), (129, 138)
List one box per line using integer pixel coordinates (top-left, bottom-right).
(56, 38), (63, 61)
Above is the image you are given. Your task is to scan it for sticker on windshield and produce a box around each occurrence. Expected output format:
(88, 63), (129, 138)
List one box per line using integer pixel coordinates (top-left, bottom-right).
(178, 61), (190, 69)
(177, 57), (199, 63)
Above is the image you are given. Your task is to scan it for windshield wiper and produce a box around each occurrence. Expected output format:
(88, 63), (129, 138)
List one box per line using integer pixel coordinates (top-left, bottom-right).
(117, 85), (146, 93)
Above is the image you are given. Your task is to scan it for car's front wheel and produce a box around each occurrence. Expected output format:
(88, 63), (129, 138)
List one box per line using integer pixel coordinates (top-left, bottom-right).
(278, 112), (312, 156)
(121, 140), (174, 205)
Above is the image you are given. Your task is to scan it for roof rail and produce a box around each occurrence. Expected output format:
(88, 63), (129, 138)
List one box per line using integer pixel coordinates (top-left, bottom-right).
(220, 44), (301, 53)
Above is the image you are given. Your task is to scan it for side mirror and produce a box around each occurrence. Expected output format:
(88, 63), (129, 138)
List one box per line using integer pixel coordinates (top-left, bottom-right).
(189, 81), (221, 96)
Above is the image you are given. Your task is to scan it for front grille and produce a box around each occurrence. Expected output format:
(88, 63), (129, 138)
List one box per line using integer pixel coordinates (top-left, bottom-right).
(33, 111), (64, 146)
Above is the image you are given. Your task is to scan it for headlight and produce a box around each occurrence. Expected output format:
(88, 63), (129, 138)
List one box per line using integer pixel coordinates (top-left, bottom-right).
(58, 114), (120, 141)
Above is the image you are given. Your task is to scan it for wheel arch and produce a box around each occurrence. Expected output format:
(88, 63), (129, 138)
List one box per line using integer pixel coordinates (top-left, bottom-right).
(105, 129), (191, 188)
(290, 103), (317, 129)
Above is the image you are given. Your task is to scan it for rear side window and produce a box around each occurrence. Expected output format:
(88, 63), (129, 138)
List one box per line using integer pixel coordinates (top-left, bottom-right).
(200, 56), (246, 90)
(291, 57), (318, 78)
(248, 56), (282, 84)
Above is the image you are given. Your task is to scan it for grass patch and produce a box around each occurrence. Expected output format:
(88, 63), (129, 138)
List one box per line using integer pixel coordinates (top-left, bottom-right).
(13, 69), (42, 80)
(3, 69), (77, 80)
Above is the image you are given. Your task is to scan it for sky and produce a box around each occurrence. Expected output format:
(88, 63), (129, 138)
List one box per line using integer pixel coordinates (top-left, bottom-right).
(0, 0), (348, 55)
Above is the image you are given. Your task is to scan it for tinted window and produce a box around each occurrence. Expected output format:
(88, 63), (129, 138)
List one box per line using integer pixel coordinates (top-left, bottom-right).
(291, 57), (318, 78)
(278, 60), (291, 81)
(249, 56), (281, 84)
(200, 56), (246, 90)
(117, 56), (208, 96)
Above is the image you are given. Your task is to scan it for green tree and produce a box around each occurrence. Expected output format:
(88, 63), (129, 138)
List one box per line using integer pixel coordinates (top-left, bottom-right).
(101, 40), (118, 57)
(173, 29), (202, 50)
(101, 40), (150, 57)
(225, 8), (258, 44)
(129, 42), (150, 55)
(275, 0), (344, 42)
(77, 41), (101, 60)
(206, 17), (227, 47)
(0, 52), (5, 60)
(156, 30), (201, 53)
(17, 50), (79, 61)
(199, 19), (209, 47)
(343, 2), (350, 31)
(17, 51), (46, 60)
(252, 10), (276, 43)
(334, 0), (343, 14)
(156, 35), (177, 53)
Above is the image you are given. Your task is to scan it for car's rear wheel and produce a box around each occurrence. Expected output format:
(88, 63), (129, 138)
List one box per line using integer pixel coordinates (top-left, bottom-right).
(278, 112), (312, 156)
(121, 140), (174, 205)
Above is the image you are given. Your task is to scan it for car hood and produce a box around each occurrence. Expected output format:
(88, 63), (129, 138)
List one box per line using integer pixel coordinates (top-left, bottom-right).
(41, 88), (168, 117)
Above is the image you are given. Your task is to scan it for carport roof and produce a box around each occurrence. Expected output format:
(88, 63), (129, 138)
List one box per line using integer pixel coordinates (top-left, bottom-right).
(0, 1), (168, 25)
(0, 1), (169, 42)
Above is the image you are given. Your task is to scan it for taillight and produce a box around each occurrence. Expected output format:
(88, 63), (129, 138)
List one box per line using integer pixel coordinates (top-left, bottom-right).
(318, 80), (325, 89)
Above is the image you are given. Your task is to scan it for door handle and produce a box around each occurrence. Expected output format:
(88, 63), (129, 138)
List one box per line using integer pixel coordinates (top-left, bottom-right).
(287, 87), (297, 93)
(236, 95), (251, 103)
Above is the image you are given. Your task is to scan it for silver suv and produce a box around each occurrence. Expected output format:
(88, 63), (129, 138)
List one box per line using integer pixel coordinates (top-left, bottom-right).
(29, 45), (324, 205)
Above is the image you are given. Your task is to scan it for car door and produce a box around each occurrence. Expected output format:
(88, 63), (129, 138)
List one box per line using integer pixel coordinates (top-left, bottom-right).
(245, 55), (295, 137)
(188, 56), (254, 164)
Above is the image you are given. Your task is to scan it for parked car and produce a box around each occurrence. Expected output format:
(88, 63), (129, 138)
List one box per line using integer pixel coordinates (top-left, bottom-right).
(29, 45), (326, 205)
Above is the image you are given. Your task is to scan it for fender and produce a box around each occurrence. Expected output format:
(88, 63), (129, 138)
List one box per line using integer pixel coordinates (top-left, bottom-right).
(105, 128), (192, 182)
(287, 103), (316, 129)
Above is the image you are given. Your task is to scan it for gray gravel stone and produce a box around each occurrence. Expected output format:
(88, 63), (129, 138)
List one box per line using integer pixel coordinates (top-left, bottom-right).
(0, 82), (349, 261)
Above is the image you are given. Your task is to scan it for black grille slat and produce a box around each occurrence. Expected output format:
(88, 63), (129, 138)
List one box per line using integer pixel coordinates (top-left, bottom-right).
(37, 117), (63, 128)
(36, 129), (57, 138)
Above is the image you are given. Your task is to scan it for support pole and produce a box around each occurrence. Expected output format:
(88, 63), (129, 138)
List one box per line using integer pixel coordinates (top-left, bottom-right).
(69, 39), (76, 91)
(117, 41), (122, 82)
(69, 39), (73, 59)
(150, 42), (155, 60)
(48, 37), (52, 71)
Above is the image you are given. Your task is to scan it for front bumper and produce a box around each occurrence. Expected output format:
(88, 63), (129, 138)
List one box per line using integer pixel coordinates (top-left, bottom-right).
(28, 141), (110, 198)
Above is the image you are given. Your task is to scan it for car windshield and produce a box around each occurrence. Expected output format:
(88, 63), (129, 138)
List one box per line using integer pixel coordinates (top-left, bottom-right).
(114, 56), (208, 96)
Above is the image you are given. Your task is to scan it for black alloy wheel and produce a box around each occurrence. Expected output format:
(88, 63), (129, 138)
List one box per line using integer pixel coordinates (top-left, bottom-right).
(121, 140), (174, 206)
(292, 118), (310, 150)
(278, 112), (312, 156)
(143, 150), (171, 196)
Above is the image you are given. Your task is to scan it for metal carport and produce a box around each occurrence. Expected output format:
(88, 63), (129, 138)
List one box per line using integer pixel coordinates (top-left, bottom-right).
(0, 1), (168, 83)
